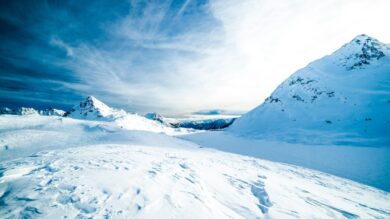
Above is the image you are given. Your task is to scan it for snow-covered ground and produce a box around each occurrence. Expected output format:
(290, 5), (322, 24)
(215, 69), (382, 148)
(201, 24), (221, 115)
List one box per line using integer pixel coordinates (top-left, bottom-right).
(182, 131), (390, 192)
(1, 115), (389, 218)
(0, 115), (191, 161)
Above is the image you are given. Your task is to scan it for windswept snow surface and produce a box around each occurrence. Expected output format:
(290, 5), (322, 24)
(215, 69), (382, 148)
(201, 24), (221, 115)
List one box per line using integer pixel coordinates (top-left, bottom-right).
(0, 115), (190, 161)
(182, 131), (390, 192)
(1, 115), (389, 218)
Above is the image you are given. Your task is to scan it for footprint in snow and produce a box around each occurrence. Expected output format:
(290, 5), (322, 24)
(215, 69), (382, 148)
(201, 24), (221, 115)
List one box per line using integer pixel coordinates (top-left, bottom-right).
(251, 181), (272, 214)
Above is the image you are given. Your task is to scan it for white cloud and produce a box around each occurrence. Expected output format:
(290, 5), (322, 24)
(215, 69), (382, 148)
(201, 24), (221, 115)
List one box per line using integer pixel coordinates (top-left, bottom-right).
(50, 37), (74, 56)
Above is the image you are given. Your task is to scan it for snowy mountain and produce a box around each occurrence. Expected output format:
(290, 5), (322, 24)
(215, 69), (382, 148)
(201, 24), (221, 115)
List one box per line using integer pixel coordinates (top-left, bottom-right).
(65, 96), (127, 120)
(39, 107), (66, 116)
(229, 34), (390, 145)
(0, 107), (65, 116)
(1, 115), (389, 218)
(65, 96), (188, 135)
(0, 107), (39, 115)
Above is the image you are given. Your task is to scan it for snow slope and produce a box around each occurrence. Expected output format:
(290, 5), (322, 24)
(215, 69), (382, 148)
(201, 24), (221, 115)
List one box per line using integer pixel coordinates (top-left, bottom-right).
(0, 115), (191, 161)
(182, 131), (390, 192)
(229, 35), (390, 145)
(0, 116), (389, 218)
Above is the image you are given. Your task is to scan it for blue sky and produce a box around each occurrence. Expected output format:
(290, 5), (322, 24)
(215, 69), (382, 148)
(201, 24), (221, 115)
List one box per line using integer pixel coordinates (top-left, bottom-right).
(1, 0), (389, 115)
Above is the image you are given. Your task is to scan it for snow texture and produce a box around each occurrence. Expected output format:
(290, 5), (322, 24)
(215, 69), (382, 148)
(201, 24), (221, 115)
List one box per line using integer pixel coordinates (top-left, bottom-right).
(0, 116), (389, 218)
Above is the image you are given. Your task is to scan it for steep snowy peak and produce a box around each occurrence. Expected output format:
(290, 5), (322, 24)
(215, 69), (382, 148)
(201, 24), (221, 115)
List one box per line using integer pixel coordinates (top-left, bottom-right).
(331, 34), (388, 70)
(66, 96), (126, 120)
(229, 35), (390, 145)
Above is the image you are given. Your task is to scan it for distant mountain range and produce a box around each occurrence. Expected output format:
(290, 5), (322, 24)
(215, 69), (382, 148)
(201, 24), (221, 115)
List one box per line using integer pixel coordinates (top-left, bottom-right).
(0, 96), (236, 131)
(0, 106), (66, 116)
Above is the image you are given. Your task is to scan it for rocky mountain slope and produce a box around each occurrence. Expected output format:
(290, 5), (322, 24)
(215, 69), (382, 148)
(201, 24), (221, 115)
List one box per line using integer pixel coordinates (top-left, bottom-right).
(144, 112), (237, 130)
(176, 118), (236, 130)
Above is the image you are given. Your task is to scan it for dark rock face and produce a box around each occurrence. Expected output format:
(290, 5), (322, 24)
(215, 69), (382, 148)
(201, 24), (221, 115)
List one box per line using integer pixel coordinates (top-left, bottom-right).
(176, 118), (236, 130)
(341, 34), (386, 70)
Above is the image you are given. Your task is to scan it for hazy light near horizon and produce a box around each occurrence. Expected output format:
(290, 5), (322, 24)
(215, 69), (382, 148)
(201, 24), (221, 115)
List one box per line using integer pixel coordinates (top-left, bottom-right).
(72, 0), (390, 115)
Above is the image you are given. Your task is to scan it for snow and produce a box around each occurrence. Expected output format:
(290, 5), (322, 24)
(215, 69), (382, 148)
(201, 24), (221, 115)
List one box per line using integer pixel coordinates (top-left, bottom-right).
(182, 131), (390, 192)
(1, 115), (389, 218)
(229, 35), (390, 146)
(0, 115), (191, 161)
